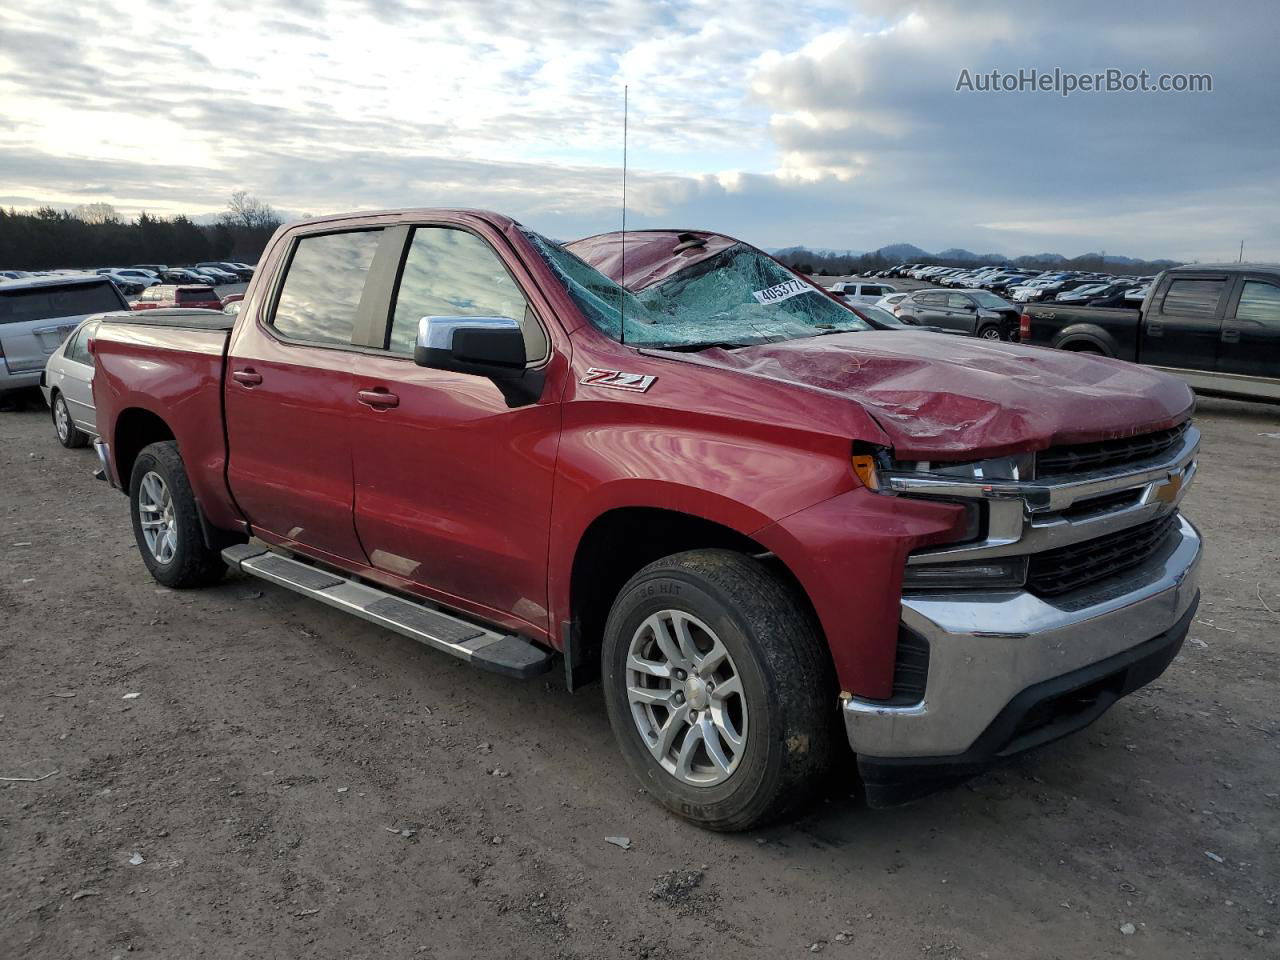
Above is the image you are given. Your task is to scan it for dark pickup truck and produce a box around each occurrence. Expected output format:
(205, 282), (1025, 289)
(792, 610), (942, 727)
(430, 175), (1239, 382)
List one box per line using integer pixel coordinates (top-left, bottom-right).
(1020, 263), (1280, 403)
(88, 209), (1201, 829)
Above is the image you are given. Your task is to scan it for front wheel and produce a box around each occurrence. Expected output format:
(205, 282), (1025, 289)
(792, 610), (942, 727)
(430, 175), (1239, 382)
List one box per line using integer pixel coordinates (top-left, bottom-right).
(602, 549), (836, 831)
(51, 393), (89, 448)
(129, 441), (225, 588)
(977, 324), (1003, 341)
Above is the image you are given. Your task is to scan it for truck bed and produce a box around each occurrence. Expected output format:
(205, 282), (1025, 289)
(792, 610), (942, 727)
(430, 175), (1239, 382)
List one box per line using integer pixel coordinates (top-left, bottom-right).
(91, 308), (239, 530)
(1021, 302), (1140, 359)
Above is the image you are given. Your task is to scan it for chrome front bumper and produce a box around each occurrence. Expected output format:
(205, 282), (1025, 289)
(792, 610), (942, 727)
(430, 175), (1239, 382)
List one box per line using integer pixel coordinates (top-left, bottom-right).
(844, 515), (1201, 760)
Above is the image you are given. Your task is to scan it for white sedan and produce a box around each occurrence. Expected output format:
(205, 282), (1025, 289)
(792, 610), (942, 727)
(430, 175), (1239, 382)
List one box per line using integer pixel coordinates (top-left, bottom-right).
(40, 317), (99, 448)
(875, 291), (911, 310)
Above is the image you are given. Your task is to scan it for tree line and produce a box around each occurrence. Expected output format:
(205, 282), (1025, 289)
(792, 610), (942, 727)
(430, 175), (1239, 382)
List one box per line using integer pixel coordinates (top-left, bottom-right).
(0, 192), (282, 271)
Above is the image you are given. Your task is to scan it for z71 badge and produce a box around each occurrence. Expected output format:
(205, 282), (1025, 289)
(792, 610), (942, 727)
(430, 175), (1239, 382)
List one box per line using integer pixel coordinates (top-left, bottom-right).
(580, 368), (657, 393)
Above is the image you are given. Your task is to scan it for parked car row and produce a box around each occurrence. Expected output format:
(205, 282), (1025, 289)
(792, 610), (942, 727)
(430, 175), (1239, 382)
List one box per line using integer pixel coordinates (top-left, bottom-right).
(0, 262), (254, 297)
(867, 263), (1153, 308)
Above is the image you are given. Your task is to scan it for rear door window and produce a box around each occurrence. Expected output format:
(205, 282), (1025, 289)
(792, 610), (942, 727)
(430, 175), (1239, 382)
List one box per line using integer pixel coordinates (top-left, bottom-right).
(1160, 279), (1225, 318)
(271, 230), (382, 346)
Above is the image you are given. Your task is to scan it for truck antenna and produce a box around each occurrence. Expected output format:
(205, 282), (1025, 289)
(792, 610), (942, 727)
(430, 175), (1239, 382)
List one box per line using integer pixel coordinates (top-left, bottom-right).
(619, 84), (628, 346)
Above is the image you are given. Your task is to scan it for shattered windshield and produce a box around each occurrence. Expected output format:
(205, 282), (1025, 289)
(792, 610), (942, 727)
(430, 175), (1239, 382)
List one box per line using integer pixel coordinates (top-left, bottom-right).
(524, 231), (871, 348)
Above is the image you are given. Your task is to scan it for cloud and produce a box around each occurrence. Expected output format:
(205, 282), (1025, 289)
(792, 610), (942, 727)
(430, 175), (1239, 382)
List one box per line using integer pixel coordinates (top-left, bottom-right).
(0, 0), (1276, 261)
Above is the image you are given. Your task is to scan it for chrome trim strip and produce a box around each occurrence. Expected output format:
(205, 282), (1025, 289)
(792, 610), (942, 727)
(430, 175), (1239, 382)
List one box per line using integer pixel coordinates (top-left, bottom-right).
(885, 425), (1199, 513)
(844, 517), (1201, 758)
(898, 426), (1198, 566)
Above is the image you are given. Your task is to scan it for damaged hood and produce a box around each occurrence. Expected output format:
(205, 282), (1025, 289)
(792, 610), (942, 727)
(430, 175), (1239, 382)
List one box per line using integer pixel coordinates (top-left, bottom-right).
(658, 331), (1194, 460)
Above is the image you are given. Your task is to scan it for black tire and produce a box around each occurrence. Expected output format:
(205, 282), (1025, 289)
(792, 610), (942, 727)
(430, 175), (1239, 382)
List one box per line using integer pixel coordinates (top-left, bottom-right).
(128, 441), (225, 588)
(977, 324), (1003, 341)
(1072, 344), (1104, 356)
(51, 392), (89, 448)
(601, 549), (836, 831)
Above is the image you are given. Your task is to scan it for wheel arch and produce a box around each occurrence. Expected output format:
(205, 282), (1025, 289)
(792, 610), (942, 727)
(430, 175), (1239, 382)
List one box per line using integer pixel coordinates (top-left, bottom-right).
(113, 406), (176, 486)
(1051, 323), (1118, 357)
(562, 505), (824, 690)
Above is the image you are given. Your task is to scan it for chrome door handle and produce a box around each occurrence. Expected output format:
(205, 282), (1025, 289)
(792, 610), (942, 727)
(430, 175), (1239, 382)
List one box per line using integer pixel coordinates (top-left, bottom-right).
(232, 369), (263, 386)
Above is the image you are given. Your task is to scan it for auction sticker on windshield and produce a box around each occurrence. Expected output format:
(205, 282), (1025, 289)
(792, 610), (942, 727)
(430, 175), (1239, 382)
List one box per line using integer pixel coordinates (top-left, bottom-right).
(752, 278), (813, 305)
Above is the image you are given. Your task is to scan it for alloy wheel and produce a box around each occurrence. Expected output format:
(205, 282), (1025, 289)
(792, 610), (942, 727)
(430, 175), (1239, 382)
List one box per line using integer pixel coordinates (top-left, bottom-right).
(137, 470), (178, 564)
(625, 609), (748, 786)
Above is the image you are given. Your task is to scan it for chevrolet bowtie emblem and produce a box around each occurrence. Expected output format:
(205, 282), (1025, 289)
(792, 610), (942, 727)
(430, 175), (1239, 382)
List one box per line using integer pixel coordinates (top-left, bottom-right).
(1154, 471), (1184, 504)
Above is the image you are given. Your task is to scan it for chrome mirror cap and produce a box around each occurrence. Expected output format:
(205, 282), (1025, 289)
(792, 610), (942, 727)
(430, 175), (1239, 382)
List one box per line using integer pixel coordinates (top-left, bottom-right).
(417, 315), (520, 351)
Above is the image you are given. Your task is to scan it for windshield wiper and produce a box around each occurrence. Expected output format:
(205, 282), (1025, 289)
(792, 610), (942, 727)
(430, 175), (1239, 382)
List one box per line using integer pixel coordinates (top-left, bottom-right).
(806, 327), (867, 338)
(650, 340), (754, 352)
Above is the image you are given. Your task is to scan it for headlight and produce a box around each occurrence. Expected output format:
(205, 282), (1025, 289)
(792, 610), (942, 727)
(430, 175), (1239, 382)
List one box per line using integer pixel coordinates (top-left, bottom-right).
(853, 448), (1035, 492)
(888, 453), (1035, 484)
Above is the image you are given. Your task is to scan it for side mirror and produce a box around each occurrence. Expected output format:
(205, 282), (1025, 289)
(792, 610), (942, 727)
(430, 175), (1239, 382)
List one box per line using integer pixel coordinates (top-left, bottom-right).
(223, 301), (242, 316)
(415, 316), (543, 407)
(415, 316), (527, 378)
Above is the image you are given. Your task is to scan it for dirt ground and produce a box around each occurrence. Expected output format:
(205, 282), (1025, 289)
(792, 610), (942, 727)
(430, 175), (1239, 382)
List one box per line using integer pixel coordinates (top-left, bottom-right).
(1, 393), (1277, 960)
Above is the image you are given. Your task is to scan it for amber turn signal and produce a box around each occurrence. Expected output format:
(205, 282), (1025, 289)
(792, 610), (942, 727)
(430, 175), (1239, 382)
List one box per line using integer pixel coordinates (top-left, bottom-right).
(851, 454), (880, 491)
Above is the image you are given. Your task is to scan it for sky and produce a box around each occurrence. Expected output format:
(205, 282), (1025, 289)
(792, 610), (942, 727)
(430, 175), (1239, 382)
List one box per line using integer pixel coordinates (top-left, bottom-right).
(0, 0), (1276, 261)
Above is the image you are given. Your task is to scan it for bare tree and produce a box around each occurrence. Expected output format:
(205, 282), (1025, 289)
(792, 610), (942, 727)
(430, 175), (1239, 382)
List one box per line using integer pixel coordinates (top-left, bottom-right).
(74, 202), (120, 225)
(220, 191), (280, 231)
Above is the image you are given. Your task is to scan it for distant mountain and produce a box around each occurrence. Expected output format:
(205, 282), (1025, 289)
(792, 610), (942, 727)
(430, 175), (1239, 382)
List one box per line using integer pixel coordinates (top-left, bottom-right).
(873, 242), (929, 261)
(935, 247), (1008, 263)
(772, 245), (864, 258)
(771, 241), (1180, 275)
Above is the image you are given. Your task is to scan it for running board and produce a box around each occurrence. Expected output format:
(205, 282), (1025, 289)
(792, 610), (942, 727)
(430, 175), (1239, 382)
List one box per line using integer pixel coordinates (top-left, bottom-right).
(221, 544), (552, 680)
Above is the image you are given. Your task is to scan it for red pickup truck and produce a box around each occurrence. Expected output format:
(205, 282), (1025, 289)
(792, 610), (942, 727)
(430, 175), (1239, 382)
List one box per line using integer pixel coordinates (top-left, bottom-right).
(89, 209), (1202, 829)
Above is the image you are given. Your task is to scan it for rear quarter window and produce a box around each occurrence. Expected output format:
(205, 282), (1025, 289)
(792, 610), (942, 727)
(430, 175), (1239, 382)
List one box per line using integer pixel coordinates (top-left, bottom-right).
(0, 282), (125, 324)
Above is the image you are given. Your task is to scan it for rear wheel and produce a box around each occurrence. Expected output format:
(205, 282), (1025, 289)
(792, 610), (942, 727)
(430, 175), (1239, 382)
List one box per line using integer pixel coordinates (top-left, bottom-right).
(129, 441), (225, 588)
(602, 549), (836, 831)
(51, 393), (88, 448)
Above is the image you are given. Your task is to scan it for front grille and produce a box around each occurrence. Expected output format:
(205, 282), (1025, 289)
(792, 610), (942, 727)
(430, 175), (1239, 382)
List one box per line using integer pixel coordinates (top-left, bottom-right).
(1027, 512), (1180, 597)
(1056, 488), (1142, 521)
(1037, 421), (1190, 478)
